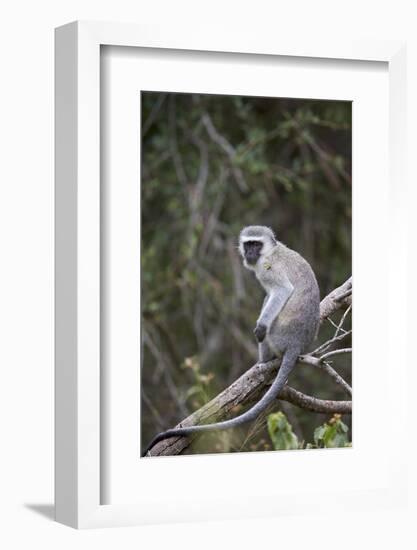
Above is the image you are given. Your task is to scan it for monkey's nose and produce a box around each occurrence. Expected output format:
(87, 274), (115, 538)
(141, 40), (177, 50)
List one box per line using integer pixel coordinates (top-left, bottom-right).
(246, 254), (258, 265)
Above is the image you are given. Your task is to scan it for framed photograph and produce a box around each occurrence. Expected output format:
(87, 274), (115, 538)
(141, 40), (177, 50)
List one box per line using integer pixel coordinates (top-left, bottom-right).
(55, 21), (408, 528)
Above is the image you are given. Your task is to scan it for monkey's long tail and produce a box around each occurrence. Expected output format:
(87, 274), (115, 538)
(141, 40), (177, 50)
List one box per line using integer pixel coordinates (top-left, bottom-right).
(142, 348), (300, 457)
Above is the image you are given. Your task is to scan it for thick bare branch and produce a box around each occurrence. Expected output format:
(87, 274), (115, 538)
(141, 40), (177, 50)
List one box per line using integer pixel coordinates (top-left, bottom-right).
(145, 277), (352, 457)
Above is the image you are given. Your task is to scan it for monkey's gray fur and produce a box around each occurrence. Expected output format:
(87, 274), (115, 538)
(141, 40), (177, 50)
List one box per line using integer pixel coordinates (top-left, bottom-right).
(142, 225), (320, 456)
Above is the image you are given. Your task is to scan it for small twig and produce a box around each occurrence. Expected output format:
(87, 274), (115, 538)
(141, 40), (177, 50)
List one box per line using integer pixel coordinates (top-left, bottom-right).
(298, 354), (352, 396)
(312, 329), (352, 356)
(334, 304), (352, 338)
(320, 348), (352, 362)
(322, 361), (352, 396)
(238, 406), (273, 452)
(327, 317), (343, 331)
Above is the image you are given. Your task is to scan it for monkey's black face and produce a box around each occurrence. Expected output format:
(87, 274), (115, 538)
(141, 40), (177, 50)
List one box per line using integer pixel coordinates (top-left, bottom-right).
(244, 240), (263, 265)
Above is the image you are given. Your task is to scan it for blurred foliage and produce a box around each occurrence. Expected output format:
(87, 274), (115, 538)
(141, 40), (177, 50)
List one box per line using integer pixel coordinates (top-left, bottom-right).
(140, 92), (352, 455)
(268, 412), (299, 450)
(268, 412), (351, 451)
(312, 414), (351, 449)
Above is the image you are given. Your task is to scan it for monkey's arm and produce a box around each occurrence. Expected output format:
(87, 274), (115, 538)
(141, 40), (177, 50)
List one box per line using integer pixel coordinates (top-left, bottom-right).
(255, 281), (294, 341)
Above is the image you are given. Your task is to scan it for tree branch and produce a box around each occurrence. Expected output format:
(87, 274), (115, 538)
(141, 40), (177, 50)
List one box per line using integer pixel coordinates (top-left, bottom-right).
(279, 386), (351, 414)
(145, 277), (352, 457)
(319, 277), (352, 323)
(298, 354), (352, 396)
(320, 348), (352, 361)
(201, 113), (248, 192)
(312, 329), (351, 356)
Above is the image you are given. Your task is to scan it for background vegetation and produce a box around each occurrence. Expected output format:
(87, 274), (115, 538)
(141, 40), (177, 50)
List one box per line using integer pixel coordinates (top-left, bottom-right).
(141, 92), (352, 455)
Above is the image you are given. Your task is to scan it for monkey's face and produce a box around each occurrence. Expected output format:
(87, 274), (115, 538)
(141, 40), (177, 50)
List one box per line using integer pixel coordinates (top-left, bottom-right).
(243, 240), (264, 266)
(239, 226), (277, 269)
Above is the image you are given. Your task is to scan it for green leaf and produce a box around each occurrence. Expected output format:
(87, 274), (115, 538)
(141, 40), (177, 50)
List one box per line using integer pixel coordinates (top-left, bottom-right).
(267, 412), (299, 450)
(313, 425), (327, 447)
(313, 415), (350, 448)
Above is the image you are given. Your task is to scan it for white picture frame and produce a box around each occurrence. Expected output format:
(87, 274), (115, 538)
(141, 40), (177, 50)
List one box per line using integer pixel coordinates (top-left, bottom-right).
(55, 21), (407, 529)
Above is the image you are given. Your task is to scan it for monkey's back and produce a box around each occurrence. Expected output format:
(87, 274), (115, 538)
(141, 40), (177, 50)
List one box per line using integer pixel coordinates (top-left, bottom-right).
(266, 244), (320, 354)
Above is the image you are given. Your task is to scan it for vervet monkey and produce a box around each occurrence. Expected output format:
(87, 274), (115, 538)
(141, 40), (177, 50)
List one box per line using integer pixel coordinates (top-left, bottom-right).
(142, 225), (320, 456)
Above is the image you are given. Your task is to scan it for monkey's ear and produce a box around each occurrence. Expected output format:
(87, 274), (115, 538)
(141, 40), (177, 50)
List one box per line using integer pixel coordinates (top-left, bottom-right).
(267, 226), (277, 241)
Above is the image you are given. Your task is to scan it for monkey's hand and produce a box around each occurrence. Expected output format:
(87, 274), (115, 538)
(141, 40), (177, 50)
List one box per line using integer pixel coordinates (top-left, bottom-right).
(254, 322), (267, 343)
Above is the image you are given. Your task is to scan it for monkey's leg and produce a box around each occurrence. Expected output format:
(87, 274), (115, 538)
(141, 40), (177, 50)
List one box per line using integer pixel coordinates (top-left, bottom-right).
(259, 341), (275, 363)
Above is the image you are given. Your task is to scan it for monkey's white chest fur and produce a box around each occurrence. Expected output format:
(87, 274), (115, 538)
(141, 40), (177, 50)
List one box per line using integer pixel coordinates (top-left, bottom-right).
(254, 257), (279, 293)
